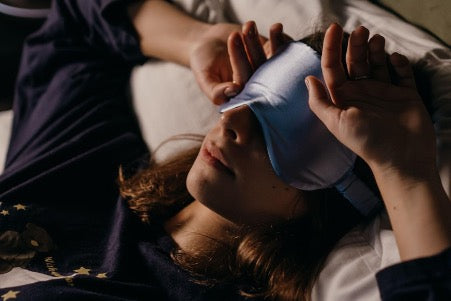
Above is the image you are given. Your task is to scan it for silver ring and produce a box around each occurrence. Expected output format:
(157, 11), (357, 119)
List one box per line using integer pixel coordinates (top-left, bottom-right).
(353, 75), (371, 81)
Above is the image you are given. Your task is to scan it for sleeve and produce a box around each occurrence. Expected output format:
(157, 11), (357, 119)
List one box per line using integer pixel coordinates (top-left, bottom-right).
(0, 0), (148, 198)
(376, 247), (451, 301)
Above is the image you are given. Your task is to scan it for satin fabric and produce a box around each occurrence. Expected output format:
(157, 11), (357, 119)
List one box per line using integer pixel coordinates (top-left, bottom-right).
(220, 42), (380, 216)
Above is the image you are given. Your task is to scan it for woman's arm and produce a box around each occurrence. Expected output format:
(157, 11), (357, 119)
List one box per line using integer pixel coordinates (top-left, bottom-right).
(128, 0), (241, 104)
(127, 0), (290, 104)
(370, 157), (451, 260)
(306, 23), (451, 262)
(306, 23), (451, 300)
(127, 0), (211, 67)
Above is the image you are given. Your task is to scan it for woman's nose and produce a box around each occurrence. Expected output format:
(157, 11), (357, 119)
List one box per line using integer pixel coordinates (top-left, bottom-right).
(220, 105), (259, 145)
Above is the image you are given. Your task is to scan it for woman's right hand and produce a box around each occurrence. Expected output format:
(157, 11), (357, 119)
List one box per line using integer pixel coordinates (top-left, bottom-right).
(189, 21), (292, 105)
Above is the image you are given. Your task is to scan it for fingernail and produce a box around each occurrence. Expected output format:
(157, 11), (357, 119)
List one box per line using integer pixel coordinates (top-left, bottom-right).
(359, 25), (368, 32)
(233, 34), (242, 46)
(224, 87), (238, 97)
(247, 26), (254, 37)
(247, 22), (257, 37)
(253, 22), (258, 34)
(393, 52), (405, 60)
(305, 78), (310, 90)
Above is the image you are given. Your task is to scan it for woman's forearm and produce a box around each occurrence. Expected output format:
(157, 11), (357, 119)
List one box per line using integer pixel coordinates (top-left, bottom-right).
(371, 165), (451, 261)
(127, 0), (211, 66)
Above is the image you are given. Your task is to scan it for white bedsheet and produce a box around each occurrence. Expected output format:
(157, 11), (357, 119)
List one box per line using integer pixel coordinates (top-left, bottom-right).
(0, 110), (13, 173)
(0, 1), (450, 299)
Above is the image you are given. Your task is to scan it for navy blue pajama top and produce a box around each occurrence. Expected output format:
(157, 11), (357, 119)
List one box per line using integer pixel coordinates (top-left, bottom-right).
(0, 0), (449, 300)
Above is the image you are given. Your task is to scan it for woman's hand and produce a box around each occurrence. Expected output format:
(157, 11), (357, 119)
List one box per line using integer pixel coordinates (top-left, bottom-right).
(189, 21), (291, 105)
(307, 23), (451, 261)
(306, 24), (435, 180)
(129, 0), (290, 105)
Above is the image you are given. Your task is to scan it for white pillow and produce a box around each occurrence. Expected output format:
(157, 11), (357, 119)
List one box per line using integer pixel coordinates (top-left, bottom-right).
(130, 61), (219, 162)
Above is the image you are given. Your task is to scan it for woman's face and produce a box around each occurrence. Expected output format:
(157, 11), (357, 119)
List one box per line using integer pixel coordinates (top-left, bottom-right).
(186, 106), (305, 225)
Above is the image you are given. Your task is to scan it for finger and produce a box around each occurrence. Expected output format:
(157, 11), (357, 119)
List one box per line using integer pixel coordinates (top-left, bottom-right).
(346, 26), (370, 79)
(227, 31), (253, 85)
(211, 82), (241, 105)
(242, 21), (267, 70)
(322, 23), (347, 91)
(269, 23), (284, 58)
(390, 52), (416, 89)
(306, 76), (342, 136)
(258, 35), (268, 46)
(196, 71), (240, 105)
(368, 34), (390, 83)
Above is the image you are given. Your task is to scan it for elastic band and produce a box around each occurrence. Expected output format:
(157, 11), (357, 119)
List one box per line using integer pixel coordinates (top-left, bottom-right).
(335, 171), (382, 217)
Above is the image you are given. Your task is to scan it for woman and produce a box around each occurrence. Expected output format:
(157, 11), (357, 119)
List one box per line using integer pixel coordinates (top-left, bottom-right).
(0, 0), (449, 300)
(127, 1), (451, 299)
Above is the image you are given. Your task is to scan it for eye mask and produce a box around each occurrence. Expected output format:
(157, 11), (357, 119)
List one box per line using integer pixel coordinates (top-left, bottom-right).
(220, 42), (381, 217)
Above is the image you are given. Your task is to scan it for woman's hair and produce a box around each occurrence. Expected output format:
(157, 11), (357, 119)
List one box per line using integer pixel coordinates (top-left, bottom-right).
(119, 32), (363, 300)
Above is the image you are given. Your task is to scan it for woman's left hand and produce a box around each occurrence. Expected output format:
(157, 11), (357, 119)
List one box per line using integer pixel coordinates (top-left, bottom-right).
(189, 21), (291, 105)
(306, 24), (436, 179)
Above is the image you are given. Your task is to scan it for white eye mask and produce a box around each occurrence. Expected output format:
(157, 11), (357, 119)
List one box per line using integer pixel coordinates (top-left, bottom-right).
(220, 42), (381, 217)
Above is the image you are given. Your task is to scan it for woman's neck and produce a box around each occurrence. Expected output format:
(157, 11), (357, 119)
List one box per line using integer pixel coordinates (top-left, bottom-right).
(164, 200), (236, 252)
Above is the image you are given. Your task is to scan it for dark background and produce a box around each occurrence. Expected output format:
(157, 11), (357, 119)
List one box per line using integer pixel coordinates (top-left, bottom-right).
(0, 0), (49, 111)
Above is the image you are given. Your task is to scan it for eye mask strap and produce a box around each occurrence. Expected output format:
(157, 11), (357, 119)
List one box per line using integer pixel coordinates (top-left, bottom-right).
(335, 171), (382, 216)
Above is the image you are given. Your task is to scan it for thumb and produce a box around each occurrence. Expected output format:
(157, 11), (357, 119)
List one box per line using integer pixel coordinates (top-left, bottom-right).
(306, 76), (341, 134)
(195, 72), (239, 105)
(209, 82), (237, 105)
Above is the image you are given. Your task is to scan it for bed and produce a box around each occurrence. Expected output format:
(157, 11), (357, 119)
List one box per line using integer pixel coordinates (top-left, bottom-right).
(0, 0), (450, 300)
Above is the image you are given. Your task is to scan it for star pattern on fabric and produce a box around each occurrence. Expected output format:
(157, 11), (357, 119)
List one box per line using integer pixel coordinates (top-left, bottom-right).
(74, 266), (91, 275)
(96, 272), (108, 279)
(30, 239), (40, 247)
(1, 290), (20, 301)
(13, 204), (27, 210)
(0, 210), (9, 216)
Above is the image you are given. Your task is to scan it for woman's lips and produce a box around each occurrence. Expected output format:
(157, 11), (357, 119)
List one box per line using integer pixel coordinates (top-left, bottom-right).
(201, 143), (235, 176)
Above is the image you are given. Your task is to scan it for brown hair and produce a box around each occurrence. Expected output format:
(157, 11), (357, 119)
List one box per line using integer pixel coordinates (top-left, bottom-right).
(119, 32), (363, 300)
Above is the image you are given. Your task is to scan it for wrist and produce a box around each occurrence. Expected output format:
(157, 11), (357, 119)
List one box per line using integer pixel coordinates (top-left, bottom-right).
(370, 161), (440, 193)
(370, 162), (444, 207)
(188, 23), (241, 67)
(183, 22), (213, 66)
(370, 162), (451, 261)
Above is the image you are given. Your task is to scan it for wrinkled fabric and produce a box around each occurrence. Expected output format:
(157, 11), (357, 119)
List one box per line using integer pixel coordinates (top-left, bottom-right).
(376, 248), (451, 301)
(0, 0), (244, 299)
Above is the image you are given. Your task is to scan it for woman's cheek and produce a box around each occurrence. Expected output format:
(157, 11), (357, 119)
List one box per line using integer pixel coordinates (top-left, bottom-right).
(186, 159), (244, 222)
(186, 159), (208, 200)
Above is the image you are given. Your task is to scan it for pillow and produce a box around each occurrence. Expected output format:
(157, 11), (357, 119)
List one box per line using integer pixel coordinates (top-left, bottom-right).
(130, 61), (219, 162)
